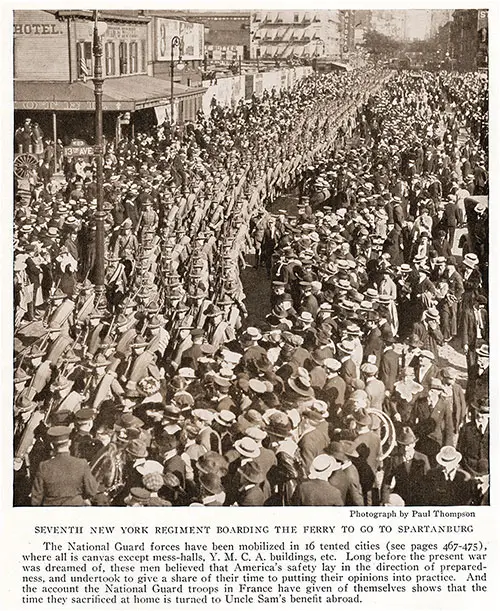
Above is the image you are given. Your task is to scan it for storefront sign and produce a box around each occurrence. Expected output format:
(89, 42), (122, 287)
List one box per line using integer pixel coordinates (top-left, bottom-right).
(156, 18), (204, 61)
(14, 100), (134, 111)
(105, 24), (141, 40)
(13, 23), (63, 36)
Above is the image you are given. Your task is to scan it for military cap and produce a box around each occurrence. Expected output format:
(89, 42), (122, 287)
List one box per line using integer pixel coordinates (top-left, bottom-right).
(47, 426), (71, 443)
(74, 408), (96, 422)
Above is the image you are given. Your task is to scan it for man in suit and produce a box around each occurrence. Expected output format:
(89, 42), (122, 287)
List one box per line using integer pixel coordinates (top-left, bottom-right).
(412, 378), (454, 449)
(379, 340), (402, 391)
(411, 308), (443, 359)
(320, 358), (345, 413)
(338, 340), (358, 394)
(361, 362), (386, 410)
(443, 195), (462, 246)
(421, 446), (474, 505)
(298, 410), (329, 472)
(363, 317), (384, 366)
(31, 426), (98, 506)
(440, 367), (467, 446)
(457, 401), (489, 476)
(292, 454), (344, 506)
(460, 295), (488, 382)
(441, 256), (464, 342)
(326, 441), (364, 506)
(381, 426), (429, 506)
(236, 462), (268, 506)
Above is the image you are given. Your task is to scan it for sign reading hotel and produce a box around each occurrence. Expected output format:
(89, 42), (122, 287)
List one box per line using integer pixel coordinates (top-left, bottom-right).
(13, 23), (63, 36)
(156, 18), (204, 62)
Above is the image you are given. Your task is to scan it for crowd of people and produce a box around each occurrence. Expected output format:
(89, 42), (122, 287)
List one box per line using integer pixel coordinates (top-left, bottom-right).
(13, 67), (489, 507)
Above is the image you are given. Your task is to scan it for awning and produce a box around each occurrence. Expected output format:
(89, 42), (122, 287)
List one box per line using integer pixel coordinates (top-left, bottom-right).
(14, 76), (205, 112)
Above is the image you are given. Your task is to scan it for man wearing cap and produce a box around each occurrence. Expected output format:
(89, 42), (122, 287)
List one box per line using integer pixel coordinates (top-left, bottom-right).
(180, 329), (205, 371)
(70, 408), (101, 463)
(31, 426), (98, 506)
(381, 426), (429, 506)
(421, 446), (474, 505)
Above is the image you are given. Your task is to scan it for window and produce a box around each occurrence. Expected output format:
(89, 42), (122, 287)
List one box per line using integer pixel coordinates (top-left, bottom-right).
(76, 41), (93, 79)
(294, 14), (299, 23)
(119, 42), (128, 75)
(140, 40), (146, 72)
(105, 41), (115, 76)
(129, 41), (138, 74)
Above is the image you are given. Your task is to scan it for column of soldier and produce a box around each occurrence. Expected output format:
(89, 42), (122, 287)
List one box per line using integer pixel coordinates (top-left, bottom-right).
(14, 68), (488, 507)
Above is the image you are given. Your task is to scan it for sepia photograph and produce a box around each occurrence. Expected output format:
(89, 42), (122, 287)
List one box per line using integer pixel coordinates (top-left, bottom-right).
(12, 8), (489, 508)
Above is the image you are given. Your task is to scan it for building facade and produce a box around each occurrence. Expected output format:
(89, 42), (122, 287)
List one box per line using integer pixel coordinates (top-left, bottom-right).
(14, 9), (205, 143)
(249, 10), (341, 60)
(451, 9), (488, 71)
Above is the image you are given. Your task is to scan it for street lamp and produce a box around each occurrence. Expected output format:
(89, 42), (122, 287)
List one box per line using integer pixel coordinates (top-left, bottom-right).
(92, 10), (108, 300)
(170, 36), (185, 125)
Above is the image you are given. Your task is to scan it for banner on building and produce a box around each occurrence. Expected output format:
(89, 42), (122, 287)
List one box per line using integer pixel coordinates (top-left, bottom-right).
(156, 18), (204, 62)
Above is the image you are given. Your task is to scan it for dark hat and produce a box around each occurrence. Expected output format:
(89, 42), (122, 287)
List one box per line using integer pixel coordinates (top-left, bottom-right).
(119, 413), (145, 429)
(90, 353), (111, 368)
(203, 303), (223, 318)
(472, 400), (489, 415)
(354, 409), (372, 427)
(265, 412), (292, 439)
(47, 426), (71, 444)
(196, 451), (229, 477)
(397, 426), (417, 445)
(125, 487), (150, 505)
(126, 439), (148, 458)
(407, 334), (422, 348)
(238, 461), (265, 485)
(49, 410), (74, 427)
(199, 472), (225, 495)
(74, 408), (96, 422)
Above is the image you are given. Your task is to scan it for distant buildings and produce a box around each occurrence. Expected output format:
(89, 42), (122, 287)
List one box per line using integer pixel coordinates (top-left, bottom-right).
(429, 9), (453, 38)
(451, 9), (488, 70)
(249, 10), (343, 60)
(370, 10), (407, 41)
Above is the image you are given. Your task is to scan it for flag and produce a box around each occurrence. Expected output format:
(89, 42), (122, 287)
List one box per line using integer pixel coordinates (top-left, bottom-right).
(80, 56), (89, 82)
